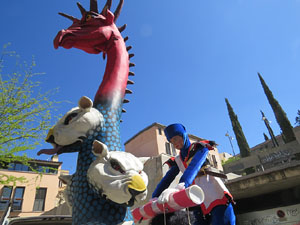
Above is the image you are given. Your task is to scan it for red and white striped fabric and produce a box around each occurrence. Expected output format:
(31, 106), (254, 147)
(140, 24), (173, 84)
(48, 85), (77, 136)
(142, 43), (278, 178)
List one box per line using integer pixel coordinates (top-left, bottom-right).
(131, 185), (204, 222)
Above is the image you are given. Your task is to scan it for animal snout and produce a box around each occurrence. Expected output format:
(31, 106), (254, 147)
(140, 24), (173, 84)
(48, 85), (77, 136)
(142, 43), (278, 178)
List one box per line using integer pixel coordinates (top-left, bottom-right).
(46, 135), (55, 143)
(128, 188), (145, 198)
(45, 127), (55, 143)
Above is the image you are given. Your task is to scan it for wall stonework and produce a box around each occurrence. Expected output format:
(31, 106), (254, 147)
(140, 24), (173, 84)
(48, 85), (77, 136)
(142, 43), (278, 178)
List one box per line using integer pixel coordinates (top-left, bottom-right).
(223, 141), (300, 174)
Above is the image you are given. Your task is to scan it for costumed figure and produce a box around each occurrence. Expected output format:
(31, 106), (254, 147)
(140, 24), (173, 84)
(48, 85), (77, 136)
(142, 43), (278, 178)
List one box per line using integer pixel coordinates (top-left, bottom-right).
(152, 123), (236, 225)
(37, 0), (147, 224)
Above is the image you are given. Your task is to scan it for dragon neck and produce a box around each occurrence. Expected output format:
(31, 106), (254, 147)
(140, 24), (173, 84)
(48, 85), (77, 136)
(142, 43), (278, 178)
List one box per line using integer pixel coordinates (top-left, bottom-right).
(94, 36), (129, 110)
(93, 36), (129, 153)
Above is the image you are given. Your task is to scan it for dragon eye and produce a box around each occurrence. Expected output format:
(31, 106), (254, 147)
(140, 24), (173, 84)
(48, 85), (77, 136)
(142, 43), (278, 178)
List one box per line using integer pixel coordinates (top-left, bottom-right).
(64, 113), (78, 125)
(86, 14), (93, 21)
(110, 160), (125, 174)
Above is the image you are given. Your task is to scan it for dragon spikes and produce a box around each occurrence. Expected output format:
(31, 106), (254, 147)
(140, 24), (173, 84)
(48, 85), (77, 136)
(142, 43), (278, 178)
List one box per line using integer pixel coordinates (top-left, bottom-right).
(90, 0), (98, 13)
(58, 12), (77, 22)
(91, 0), (124, 22)
(124, 38), (135, 110)
(59, 0), (124, 22)
(118, 24), (127, 33)
(77, 2), (86, 16)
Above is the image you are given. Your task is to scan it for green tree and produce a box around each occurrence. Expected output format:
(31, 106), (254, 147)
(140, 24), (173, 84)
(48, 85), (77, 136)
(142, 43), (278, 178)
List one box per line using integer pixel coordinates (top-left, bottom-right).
(225, 98), (254, 174)
(225, 98), (251, 157)
(0, 44), (58, 185)
(295, 110), (300, 126)
(258, 73), (296, 143)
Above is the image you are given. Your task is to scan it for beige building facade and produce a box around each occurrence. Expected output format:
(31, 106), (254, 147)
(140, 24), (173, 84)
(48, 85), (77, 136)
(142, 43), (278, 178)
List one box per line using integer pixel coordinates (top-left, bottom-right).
(125, 122), (224, 171)
(0, 156), (69, 219)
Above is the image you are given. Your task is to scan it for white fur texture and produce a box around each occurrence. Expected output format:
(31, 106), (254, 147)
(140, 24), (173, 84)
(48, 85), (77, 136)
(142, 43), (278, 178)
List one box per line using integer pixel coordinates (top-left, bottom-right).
(51, 96), (103, 146)
(87, 140), (148, 208)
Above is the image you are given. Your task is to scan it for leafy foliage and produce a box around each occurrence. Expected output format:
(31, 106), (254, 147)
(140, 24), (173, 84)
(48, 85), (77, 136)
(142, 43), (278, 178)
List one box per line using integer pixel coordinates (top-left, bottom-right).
(0, 43), (59, 185)
(221, 156), (240, 165)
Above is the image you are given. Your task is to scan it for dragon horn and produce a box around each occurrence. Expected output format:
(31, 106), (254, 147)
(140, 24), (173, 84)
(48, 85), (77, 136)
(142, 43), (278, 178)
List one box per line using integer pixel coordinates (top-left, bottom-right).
(77, 2), (86, 16)
(90, 0), (98, 13)
(114, 0), (124, 22)
(58, 12), (77, 21)
(105, 0), (112, 10)
(101, 0), (112, 15)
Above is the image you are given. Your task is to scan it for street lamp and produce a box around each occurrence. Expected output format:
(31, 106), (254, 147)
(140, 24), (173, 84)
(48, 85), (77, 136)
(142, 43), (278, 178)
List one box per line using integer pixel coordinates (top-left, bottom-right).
(261, 110), (279, 147)
(225, 131), (236, 156)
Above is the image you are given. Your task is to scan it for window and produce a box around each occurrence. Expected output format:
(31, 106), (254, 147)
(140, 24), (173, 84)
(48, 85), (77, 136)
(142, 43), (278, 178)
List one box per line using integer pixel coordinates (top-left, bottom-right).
(165, 142), (171, 155)
(0, 186), (12, 210)
(8, 163), (29, 172)
(158, 128), (162, 135)
(171, 144), (176, 156)
(2, 162), (58, 174)
(29, 164), (58, 174)
(46, 165), (58, 174)
(0, 186), (25, 211)
(13, 187), (25, 211)
(33, 188), (47, 211)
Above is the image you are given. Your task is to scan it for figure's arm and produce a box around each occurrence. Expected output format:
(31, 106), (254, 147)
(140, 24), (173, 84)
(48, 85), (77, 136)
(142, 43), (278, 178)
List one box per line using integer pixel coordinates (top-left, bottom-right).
(180, 147), (209, 188)
(152, 165), (179, 198)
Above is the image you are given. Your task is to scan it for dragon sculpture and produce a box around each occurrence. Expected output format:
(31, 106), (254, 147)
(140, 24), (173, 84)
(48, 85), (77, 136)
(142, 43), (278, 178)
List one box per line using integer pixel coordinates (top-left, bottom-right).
(37, 0), (148, 224)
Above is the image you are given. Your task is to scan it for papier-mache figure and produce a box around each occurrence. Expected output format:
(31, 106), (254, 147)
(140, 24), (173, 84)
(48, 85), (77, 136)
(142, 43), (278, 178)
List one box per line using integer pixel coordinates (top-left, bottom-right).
(152, 123), (236, 225)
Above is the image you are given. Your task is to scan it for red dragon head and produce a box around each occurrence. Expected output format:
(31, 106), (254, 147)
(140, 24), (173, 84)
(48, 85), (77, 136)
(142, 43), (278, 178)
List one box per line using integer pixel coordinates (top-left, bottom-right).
(53, 0), (125, 54)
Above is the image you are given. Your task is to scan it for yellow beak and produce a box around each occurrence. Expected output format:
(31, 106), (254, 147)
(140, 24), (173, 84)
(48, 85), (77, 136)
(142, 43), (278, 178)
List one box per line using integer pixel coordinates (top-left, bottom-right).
(128, 174), (146, 192)
(45, 127), (54, 141)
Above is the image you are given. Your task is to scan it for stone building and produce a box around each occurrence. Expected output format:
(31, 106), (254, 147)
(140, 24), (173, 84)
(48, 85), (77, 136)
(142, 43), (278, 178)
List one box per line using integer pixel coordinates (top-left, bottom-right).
(222, 126), (300, 224)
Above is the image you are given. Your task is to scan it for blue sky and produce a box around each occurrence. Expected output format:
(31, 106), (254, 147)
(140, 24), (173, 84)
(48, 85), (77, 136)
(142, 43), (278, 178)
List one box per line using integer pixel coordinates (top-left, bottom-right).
(1, 0), (300, 173)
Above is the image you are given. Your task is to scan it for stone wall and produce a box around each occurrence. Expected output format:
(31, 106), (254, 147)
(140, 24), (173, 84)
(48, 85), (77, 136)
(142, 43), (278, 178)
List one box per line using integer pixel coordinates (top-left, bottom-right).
(223, 141), (300, 175)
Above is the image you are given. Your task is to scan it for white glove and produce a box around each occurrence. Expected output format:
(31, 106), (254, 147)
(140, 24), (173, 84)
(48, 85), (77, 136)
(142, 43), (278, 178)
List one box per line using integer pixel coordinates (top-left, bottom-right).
(157, 182), (185, 204)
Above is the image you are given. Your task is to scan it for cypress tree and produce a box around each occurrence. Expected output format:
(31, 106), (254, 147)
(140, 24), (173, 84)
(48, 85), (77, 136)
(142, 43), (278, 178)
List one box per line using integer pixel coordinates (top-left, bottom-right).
(225, 98), (251, 158)
(258, 73), (296, 143)
(295, 110), (300, 126)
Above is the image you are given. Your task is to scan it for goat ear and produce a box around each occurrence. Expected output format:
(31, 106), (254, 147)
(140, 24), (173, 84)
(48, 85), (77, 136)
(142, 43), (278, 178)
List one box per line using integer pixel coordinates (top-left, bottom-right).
(92, 140), (108, 158)
(78, 96), (93, 111)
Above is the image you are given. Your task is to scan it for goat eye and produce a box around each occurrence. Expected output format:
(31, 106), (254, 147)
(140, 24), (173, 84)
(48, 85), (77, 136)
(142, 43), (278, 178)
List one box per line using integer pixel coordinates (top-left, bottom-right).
(110, 160), (125, 174)
(64, 113), (78, 125)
